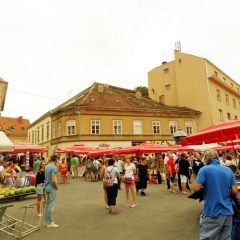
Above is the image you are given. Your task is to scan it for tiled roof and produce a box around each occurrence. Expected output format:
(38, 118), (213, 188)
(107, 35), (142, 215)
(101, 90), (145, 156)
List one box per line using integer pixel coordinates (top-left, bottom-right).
(53, 82), (201, 114)
(0, 116), (30, 137)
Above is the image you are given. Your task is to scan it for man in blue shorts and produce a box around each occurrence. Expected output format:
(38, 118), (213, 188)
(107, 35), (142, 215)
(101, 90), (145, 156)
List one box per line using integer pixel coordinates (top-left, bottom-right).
(193, 150), (238, 240)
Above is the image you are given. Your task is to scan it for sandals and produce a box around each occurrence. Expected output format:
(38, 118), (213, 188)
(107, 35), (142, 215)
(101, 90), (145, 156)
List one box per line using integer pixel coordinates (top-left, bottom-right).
(125, 202), (130, 207)
(110, 211), (118, 215)
(171, 190), (178, 194)
(131, 203), (137, 208)
(182, 191), (189, 195)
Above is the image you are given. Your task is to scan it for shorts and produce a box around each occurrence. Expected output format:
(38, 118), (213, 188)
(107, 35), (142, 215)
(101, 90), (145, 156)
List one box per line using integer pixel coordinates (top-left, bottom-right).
(85, 168), (92, 174)
(124, 179), (135, 186)
(180, 175), (188, 183)
(170, 174), (176, 183)
(36, 183), (45, 195)
(61, 170), (67, 176)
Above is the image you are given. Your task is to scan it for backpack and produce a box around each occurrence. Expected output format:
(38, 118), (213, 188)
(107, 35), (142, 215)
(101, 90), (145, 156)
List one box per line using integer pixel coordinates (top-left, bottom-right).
(103, 167), (115, 187)
(86, 160), (92, 169)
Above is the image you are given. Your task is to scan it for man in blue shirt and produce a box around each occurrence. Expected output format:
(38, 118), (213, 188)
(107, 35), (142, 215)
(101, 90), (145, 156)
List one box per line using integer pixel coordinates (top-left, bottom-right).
(193, 150), (238, 240)
(44, 154), (59, 228)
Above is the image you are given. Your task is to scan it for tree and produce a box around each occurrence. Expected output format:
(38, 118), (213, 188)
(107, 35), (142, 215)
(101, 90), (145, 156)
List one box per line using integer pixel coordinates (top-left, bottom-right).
(134, 86), (149, 97)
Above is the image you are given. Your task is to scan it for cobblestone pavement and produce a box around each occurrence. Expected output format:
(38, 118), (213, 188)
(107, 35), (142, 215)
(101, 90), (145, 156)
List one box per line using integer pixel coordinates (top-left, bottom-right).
(1, 177), (203, 240)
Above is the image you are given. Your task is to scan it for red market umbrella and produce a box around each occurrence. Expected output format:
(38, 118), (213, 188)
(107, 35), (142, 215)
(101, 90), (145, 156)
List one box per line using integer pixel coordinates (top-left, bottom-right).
(180, 120), (240, 146)
(14, 142), (48, 153)
(113, 146), (140, 155)
(226, 139), (240, 146)
(211, 145), (240, 151)
(65, 144), (94, 153)
(87, 148), (118, 156)
(55, 150), (67, 154)
(167, 145), (195, 152)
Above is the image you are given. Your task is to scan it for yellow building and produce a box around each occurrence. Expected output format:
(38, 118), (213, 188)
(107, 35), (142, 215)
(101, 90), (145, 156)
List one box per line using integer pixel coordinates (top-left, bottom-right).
(148, 50), (240, 131)
(27, 112), (52, 158)
(0, 77), (8, 112)
(27, 82), (201, 153)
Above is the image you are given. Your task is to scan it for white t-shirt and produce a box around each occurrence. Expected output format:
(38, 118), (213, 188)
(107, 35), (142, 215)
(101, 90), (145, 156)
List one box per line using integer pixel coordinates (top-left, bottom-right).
(114, 160), (124, 172)
(93, 160), (100, 169)
(124, 163), (136, 179)
(164, 156), (169, 165)
(0, 165), (4, 177)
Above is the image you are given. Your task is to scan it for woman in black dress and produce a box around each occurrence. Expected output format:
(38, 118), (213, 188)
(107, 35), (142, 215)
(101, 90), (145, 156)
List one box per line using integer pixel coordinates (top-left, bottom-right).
(136, 158), (149, 196)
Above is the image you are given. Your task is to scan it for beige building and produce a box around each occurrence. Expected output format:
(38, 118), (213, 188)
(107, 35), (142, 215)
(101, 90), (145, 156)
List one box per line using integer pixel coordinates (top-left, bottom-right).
(148, 49), (240, 130)
(0, 77), (8, 112)
(28, 82), (201, 153)
(27, 112), (52, 158)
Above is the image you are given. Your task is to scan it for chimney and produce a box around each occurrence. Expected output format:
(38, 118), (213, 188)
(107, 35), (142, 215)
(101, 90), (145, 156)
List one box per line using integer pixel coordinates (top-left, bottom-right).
(19, 116), (23, 124)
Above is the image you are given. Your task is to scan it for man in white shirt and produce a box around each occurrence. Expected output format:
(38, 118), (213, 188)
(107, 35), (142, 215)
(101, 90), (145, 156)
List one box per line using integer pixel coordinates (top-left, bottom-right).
(114, 154), (124, 190)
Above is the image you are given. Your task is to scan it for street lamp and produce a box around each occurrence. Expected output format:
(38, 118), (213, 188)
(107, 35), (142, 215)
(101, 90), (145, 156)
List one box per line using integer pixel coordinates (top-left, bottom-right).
(173, 127), (187, 145)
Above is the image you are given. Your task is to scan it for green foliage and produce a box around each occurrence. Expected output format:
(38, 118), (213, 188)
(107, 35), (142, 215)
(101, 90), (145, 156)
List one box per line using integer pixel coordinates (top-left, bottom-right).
(134, 86), (149, 97)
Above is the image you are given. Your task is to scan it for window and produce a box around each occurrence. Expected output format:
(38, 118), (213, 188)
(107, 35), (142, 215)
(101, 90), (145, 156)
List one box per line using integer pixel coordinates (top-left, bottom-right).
(235, 116), (238, 120)
(37, 130), (39, 143)
(113, 120), (122, 134)
(178, 59), (181, 65)
(52, 125), (56, 138)
(91, 120), (100, 134)
(32, 131), (34, 143)
(219, 109), (223, 120)
(66, 120), (76, 135)
(225, 95), (229, 105)
(28, 134), (30, 143)
(35, 131), (36, 144)
(41, 127), (44, 141)
(58, 123), (61, 137)
(152, 121), (161, 134)
(233, 99), (236, 108)
(46, 125), (49, 138)
(169, 121), (177, 134)
(185, 122), (193, 135)
(223, 77), (226, 82)
(165, 84), (171, 91)
(214, 71), (218, 77)
(237, 88), (239, 93)
(133, 120), (142, 134)
(227, 112), (231, 120)
(231, 83), (233, 88)
(159, 95), (165, 104)
(216, 89), (221, 101)
(164, 68), (169, 74)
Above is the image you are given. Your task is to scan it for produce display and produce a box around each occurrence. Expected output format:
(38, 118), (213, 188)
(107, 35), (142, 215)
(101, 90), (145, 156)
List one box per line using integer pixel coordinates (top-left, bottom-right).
(0, 186), (36, 198)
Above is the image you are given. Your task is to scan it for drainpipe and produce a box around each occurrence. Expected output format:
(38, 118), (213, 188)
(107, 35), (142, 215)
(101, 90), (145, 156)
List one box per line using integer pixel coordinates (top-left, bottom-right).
(204, 59), (214, 126)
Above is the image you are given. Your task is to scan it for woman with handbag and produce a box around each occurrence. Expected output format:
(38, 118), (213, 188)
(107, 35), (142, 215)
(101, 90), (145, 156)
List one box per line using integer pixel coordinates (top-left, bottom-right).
(123, 155), (137, 207)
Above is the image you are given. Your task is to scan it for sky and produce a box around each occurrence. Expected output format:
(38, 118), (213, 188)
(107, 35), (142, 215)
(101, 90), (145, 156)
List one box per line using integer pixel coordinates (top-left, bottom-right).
(0, 0), (240, 123)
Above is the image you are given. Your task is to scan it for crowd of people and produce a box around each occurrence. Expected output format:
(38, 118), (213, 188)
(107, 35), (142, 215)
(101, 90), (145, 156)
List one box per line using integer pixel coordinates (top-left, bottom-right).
(0, 149), (240, 237)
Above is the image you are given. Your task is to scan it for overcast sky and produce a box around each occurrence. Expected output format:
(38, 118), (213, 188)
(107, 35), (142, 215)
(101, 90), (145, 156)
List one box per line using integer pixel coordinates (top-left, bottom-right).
(0, 1), (239, 123)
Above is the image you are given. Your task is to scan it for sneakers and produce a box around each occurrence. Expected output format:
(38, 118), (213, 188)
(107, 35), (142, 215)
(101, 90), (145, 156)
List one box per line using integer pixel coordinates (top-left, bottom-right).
(37, 213), (43, 217)
(110, 211), (118, 215)
(47, 223), (59, 228)
(44, 222), (54, 226)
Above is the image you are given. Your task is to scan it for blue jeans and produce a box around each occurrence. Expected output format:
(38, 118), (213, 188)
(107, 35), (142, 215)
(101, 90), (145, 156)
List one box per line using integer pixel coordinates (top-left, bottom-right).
(44, 189), (58, 224)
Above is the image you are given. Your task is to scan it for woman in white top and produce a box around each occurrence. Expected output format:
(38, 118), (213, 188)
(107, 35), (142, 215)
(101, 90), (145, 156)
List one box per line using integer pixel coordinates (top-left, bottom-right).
(123, 155), (137, 208)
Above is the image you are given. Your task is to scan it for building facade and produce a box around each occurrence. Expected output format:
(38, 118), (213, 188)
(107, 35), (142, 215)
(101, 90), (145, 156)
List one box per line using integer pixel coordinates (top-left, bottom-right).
(28, 82), (201, 154)
(0, 77), (8, 112)
(0, 116), (30, 144)
(148, 50), (240, 130)
(27, 112), (52, 158)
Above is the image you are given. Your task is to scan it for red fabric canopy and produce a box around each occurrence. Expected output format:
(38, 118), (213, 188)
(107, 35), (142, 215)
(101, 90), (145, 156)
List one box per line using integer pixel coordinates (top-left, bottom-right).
(180, 120), (240, 146)
(211, 145), (240, 151)
(14, 142), (48, 153)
